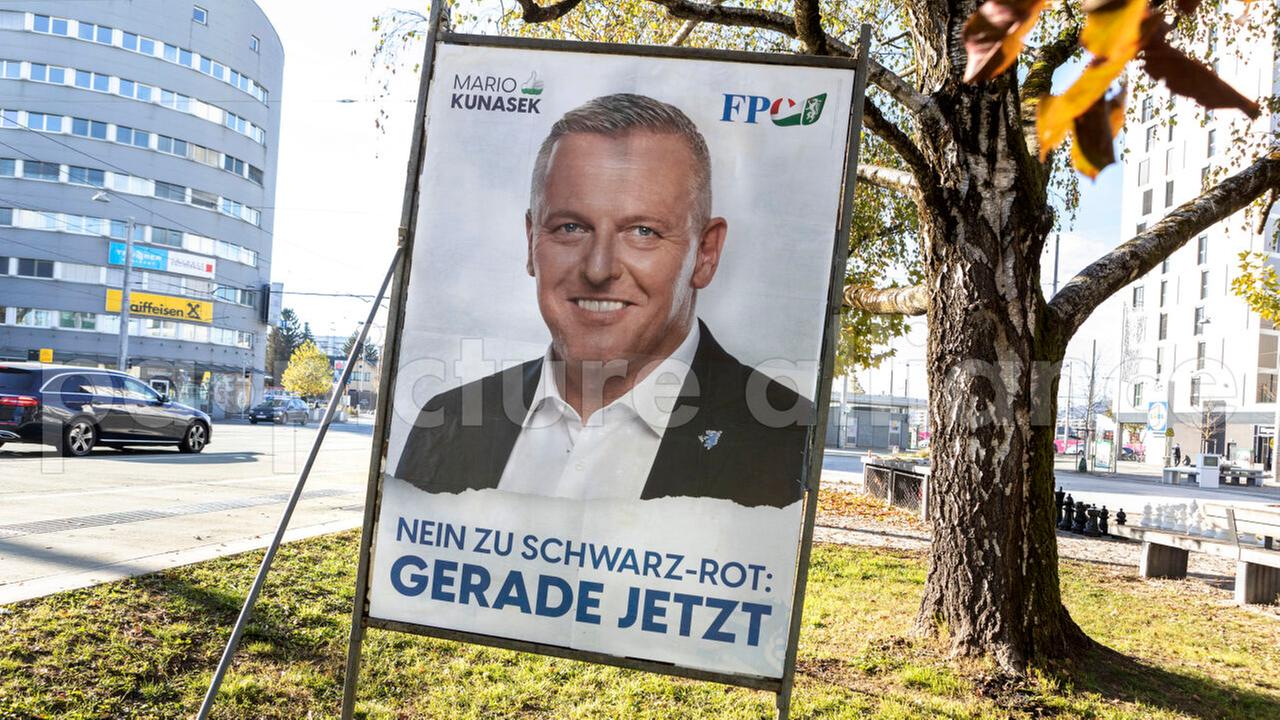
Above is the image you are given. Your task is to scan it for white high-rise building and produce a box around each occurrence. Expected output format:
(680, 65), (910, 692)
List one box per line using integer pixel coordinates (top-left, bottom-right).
(1116, 29), (1280, 468)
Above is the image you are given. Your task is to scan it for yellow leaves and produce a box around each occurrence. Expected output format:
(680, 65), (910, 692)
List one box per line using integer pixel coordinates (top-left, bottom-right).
(1036, 0), (1150, 176)
(961, 0), (1048, 83)
(1066, 87), (1127, 179)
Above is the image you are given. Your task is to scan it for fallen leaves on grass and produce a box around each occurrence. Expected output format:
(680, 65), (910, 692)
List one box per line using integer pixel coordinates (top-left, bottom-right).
(818, 489), (924, 529)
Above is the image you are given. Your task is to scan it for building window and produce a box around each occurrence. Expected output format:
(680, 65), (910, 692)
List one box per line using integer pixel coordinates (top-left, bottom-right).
(1162, 257), (1170, 274)
(22, 160), (60, 181)
(1132, 286), (1144, 308)
(1137, 222), (1146, 235)
(1132, 382), (1144, 407)
(1200, 270), (1209, 300)
(250, 35), (260, 52)
(1190, 377), (1201, 406)
(1197, 235), (1207, 264)
(1158, 313), (1168, 340)
(58, 311), (97, 330)
(15, 308), (51, 327)
(1141, 97), (1153, 122)
(1207, 129), (1216, 157)
(154, 181), (186, 202)
(1145, 125), (1157, 152)
(67, 166), (105, 187)
(1201, 166), (1210, 191)
(71, 117), (109, 140)
(193, 5), (208, 24)
(1138, 158), (1150, 185)
(0, 158), (14, 177)
(1159, 280), (1167, 307)
(1259, 373), (1278, 403)
(25, 112), (64, 133)
(1193, 306), (1206, 335)
(1156, 346), (1164, 376)
(1195, 341), (1206, 371)
(1142, 189), (1153, 215)
(0, 207), (11, 226)
(1165, 146), (1176, 174)
(16, 258), (54, 278)
(1165, 180), (1174, 208)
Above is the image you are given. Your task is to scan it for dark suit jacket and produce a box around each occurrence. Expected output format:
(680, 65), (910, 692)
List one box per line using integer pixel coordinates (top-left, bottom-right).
(393, 322), (814, 508)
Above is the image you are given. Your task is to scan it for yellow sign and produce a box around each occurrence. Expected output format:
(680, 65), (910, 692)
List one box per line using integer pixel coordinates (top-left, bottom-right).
(39, 348), (53, 363)
(105, 289), (213, 324)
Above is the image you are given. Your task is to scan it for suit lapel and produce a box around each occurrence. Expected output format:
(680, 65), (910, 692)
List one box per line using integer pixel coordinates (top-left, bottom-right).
(642, 324), (723, 500)
(477, 358), (542, 489)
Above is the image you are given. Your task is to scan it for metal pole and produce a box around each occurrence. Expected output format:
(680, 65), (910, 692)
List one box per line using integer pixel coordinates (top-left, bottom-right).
(195, 249), (402, 720)
(775, 25), (871, 720)
(118, 217), (135, 371)
(1052, 232), (1060, 298)
(341, 3), (448, 717)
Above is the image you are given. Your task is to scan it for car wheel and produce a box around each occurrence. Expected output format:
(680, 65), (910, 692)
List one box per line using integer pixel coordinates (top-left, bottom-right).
(250, 418), (258, 425)
(62, 419), (96, 457)
(275, 414), (285, 425)
(179, 422), (208, 453)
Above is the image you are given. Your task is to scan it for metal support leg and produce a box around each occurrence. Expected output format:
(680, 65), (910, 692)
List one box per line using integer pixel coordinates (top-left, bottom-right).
(195, 249), (402, 720)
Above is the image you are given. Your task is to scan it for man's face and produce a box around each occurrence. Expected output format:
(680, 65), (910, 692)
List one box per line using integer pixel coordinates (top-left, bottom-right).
(527, 130), (726, 369)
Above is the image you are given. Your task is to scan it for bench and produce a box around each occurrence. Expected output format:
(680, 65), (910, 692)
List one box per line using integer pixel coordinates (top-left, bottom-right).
(1220, 468), (1265, 487)
(1160, 467), (1198, 485)
(1111, 503), (1280, 605)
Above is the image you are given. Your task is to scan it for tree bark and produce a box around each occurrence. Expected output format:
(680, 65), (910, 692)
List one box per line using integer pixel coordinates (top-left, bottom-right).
(905, 17), (1089, 664)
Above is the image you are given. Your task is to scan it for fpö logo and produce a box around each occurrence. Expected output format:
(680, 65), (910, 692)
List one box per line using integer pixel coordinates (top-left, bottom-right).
(720, 93), (828, 126)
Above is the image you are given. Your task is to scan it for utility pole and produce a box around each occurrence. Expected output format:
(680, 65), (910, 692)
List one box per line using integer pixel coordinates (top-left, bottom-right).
(117, 216), (136, 371)
(1052, 232), (1061, 297)
(1086, 339), (1099, 472)
(93, 191), (134, 371)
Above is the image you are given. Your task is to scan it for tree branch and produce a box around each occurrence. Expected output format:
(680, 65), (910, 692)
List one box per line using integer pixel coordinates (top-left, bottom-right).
(792, 0), (827, 54)
(649, 1), (942, 130)
(845, 284), (929, 315)
(1048, 152), (1280, 344)
(513, 0), (584, 22)
(862, 97), (936, 194)
(1020, 27), (1081, 162)
(858, 163), (918, 192)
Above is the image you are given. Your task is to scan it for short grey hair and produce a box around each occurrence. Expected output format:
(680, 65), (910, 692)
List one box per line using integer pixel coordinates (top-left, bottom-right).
(529, 93), (713, 229)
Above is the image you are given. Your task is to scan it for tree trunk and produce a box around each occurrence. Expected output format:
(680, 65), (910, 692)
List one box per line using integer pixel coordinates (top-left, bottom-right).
(910, 77), (1088, 670)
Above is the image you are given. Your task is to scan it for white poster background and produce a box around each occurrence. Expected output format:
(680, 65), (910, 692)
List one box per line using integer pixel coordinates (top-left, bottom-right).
(370, 43), (855, 681)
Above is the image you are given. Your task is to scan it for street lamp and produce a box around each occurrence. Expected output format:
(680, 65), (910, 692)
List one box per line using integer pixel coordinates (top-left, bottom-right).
(92, 191), (135, 371)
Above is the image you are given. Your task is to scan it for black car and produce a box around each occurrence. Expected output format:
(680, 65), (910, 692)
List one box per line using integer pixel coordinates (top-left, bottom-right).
(0, 362), (212, 457)
(248, 397), (309, 425)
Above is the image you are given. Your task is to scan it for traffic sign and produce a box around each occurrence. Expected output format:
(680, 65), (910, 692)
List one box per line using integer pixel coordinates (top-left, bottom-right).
(1146, 401), (1169, 432)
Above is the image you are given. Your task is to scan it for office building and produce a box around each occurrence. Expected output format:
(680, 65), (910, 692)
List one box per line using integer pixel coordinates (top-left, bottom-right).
(1115, 35), (1279, 466)
(0, 1), (282, 416)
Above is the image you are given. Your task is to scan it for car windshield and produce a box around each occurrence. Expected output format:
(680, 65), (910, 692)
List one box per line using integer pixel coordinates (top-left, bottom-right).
(0, 368), (35, 392)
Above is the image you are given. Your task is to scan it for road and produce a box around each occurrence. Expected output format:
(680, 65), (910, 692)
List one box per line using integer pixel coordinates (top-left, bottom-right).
(0, 420), (374, 604)
(4, 431), (1271, 605)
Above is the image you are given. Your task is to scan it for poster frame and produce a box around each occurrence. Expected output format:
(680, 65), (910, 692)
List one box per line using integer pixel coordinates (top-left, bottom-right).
(340, 6), (870, 716)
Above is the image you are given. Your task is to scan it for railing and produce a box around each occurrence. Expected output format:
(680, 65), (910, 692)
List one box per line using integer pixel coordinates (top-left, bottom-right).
(862, 460), (930, 520)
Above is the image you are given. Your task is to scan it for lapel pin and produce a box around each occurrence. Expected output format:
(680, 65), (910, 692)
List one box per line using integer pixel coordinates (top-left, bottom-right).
(699, 430), (722, 450)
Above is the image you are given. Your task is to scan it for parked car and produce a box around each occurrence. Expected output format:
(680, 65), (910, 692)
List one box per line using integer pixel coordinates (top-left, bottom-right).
(248, 398), (309, 425)
(1119, 445), (1145, 462)
(0, 362), (211, 457)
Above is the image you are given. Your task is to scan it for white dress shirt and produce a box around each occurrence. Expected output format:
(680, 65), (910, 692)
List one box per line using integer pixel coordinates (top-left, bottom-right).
(497, 324), (700, 500)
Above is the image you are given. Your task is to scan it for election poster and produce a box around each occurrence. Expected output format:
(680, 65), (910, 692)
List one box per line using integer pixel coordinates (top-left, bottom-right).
(360, 37), (862, 685)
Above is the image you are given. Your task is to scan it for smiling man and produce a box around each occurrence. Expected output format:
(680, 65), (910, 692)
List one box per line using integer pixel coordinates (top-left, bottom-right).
(394, 93), (812, 508)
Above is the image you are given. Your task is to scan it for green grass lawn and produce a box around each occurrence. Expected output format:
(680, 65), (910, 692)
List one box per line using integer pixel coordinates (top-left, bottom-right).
(2, 529), (1278, 719)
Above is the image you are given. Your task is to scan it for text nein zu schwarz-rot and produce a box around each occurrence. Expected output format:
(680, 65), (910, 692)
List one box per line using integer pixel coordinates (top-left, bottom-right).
(388, 517), (779, 647)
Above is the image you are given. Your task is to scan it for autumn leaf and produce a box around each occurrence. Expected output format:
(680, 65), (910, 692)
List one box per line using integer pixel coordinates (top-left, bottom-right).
(1037, 0), (1148, 158)
(961, 0), (1048, 83)
(1069, 87), (1127, 178)
(1140, 19), (1261, 118)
